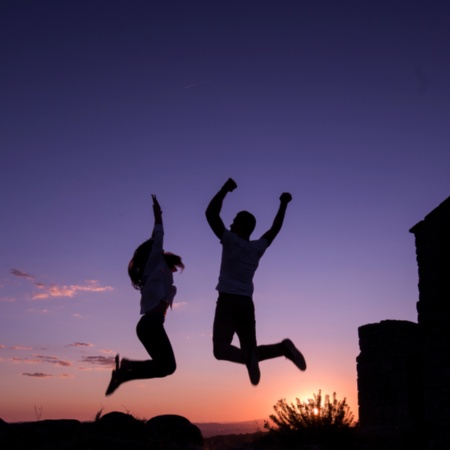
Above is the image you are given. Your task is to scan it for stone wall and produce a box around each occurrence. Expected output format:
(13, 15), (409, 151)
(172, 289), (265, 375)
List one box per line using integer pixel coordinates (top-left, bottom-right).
(357, 196), (450, 449)
(357, 320), (423, 433)
(411, 196), (450, 330)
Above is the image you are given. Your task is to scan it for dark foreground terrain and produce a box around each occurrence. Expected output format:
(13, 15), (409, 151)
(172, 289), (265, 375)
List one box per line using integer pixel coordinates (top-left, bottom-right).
(1, 412), (280, 450)
(1, 411), (420, 449)
(1, 412), (206, 450)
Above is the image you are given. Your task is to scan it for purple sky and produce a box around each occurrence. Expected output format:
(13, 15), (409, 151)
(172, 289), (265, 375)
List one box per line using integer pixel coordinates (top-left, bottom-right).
(1, 0), (450, 423)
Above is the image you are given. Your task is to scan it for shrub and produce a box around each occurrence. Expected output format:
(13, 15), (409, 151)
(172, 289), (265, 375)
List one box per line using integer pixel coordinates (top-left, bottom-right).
(263, 389), (357, 449)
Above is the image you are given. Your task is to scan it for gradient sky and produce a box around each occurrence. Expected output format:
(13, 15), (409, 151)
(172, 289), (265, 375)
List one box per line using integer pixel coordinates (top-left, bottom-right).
(1, 0), (450, 424)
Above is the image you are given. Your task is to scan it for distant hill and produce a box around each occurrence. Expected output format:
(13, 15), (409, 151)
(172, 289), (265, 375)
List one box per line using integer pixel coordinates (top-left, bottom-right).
(194, 419), (266, 437)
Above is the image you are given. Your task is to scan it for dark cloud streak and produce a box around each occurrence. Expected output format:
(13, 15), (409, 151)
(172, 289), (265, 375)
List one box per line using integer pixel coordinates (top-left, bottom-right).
(67, 342), (93, 348)
(22, 372), (51, 378)
(11, 269), (34, 279)
(81, 355), (115, 367)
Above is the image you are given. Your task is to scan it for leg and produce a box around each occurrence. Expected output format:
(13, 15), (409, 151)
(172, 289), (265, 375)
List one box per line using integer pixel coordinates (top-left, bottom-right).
(122, 312), (176, 380)
(106, 312), (176, 396)
(137, 312), (176, 376)
(231, 299), (285, 362)
(212, 294), (247, 363)
(257, 343), (285, 361)
(234, 296), (257, 357)
(257, 339), (307, 371)
(234, 296), (260, 385)
(117, 312), (176, 386)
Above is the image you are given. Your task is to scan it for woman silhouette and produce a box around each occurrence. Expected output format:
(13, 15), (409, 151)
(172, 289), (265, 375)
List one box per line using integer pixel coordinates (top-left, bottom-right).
(105, 195), (184, 395)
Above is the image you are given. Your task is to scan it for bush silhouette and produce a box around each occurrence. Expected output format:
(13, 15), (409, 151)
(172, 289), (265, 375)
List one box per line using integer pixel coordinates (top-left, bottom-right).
(263, 389), (357, 448)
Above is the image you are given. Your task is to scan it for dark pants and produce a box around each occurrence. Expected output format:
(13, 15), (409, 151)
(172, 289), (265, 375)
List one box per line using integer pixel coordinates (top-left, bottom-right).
(122, 312), (176, 381)
(212, 293), (285, 364)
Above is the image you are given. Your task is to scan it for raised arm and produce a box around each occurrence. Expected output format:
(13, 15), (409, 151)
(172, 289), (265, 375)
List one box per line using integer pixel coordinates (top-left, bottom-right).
(152, 194), (163, 225)
(261, 192), (292, 246)
(205, 178), (237, 239)
(143, 195), (164, 276)
(141, 194), (164, 278)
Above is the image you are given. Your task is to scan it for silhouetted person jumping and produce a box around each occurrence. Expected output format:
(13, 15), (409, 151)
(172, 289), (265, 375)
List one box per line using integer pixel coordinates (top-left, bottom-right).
(105, 195), (184, 396)
(206, 178), (306, 385)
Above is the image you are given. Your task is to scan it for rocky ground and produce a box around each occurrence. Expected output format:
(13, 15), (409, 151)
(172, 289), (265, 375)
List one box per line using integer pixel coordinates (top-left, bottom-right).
(0, 411), (205, 449)
(3, 412), (422, 449)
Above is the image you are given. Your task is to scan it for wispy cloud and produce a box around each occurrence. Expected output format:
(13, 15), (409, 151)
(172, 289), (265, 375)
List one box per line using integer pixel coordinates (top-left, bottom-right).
(22, 372), (51, 378)
(26, 308), (50, 314)
(12, 357), (43, 364)
(10, 268), (113, 300)
(81, 355), (115, 367)
(172, 301), (188, 310)
(67, 342), (93, 348)
(184, 80), (207, 89)
(10, 345), (33, 351)
(11, 355), (72, 367)
(33, 355), (72, 367)
(11, 269), (35, 279)
(22, 372), (72, 378)
(32, 280), (113, 300)
(99, 349), (116, 355)
(0, 297), (15, 303)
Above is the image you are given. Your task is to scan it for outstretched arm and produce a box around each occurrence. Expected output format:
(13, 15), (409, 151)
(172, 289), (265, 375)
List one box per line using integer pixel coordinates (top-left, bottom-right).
(261, 192), (292, 246)
(152, 194), (163, 225)
(148, 195), (164, 259)
(205, 178), (237, 239)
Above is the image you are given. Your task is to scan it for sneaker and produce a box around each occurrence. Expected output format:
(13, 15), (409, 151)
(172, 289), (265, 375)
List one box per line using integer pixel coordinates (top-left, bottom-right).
(246, 348), (260, 386)
(120, 357), (131, 371)
(105, 369), (121, 396)
(282, 339), (307, 371)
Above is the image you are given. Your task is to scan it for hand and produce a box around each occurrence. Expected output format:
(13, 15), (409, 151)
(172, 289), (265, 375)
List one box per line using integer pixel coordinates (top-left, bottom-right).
(280, 192), (292, 204)
(222, 178), (237, 192)
(152, 194), (162, 215)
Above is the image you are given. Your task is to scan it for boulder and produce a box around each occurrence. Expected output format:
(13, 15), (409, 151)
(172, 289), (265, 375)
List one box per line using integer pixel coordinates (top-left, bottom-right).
(93, 411), (146, 438)
(145, 414), (204, 449)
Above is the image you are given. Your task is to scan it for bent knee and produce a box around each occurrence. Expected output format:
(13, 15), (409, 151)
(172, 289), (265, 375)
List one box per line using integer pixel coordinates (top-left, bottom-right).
(155, 361), (176, 378)
(213, 344), (226, 361)
(163, 362), (176, 377)
(164, 360), (176, 376)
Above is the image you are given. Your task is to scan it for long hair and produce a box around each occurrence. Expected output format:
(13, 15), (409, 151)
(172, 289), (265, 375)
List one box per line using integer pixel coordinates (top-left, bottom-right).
(163, 252), (185, 273)
(128, 239), (154, 290)
(128, 240), (184, 290)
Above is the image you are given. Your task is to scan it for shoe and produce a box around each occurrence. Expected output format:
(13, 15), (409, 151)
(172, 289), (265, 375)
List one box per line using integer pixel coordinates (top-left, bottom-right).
(105, 369), (121, 396)
(120, 358), (131, 371)
(246, 348), (260, 386)
(282, 339), (307, 371)
(115, 354), (120, 371)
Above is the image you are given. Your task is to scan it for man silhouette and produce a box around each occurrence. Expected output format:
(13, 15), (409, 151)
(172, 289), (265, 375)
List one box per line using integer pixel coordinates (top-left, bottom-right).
(206, 178), (306, 385)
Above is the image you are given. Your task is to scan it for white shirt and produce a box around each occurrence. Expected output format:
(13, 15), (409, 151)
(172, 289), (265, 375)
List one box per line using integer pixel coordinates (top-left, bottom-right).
(140, 224), (176, 314)
(216, 229), (268, 297)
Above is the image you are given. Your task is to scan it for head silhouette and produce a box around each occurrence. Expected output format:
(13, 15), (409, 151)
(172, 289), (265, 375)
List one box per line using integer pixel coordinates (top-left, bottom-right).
(128, 239), (154, 290)
(230, 211), (256, 239)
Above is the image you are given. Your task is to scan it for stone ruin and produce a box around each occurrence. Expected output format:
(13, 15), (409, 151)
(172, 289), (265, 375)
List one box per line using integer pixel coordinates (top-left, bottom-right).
(357, 195), (450, 449)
